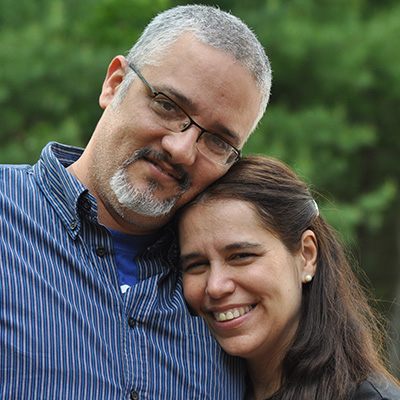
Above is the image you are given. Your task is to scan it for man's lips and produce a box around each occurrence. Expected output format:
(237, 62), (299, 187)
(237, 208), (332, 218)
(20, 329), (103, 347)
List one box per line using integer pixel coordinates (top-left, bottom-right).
(125, 148), (191, 192)
(145, 157), (181, 181)
(144, 156), (191, 192)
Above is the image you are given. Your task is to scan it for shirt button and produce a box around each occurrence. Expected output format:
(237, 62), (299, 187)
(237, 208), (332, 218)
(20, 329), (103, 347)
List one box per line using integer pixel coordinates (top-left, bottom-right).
(130, 390), (139, 399)
(128, 317), (135, 328)
(96, 247), (106, 257)
(69, 221), (78, 230)
(81, 199), (91, 212)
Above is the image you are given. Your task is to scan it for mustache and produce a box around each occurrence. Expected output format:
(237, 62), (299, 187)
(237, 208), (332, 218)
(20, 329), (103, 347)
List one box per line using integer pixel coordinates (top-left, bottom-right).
(125, 148), (191, 192)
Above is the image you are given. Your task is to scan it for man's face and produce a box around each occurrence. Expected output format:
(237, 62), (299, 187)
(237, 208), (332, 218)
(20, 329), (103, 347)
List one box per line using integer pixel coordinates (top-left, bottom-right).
(88, 34), (262, 234)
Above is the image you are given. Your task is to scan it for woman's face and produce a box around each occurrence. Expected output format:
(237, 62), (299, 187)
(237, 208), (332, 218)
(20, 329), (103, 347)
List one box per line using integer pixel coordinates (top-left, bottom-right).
(179, 199), (316, 366)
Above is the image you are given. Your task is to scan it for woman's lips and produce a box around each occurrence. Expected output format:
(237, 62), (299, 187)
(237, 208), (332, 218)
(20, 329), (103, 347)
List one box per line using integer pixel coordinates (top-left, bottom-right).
(213, 305), (255, 322)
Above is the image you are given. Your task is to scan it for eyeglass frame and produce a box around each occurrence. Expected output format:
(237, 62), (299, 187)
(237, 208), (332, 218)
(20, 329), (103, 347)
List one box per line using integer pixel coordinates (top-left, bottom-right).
(128, 64), (242, 166)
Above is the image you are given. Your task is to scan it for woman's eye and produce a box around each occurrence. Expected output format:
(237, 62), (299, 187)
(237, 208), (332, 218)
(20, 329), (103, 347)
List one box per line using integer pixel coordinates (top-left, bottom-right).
(182, 260), (209, 274)
(230, 253), (257, 262)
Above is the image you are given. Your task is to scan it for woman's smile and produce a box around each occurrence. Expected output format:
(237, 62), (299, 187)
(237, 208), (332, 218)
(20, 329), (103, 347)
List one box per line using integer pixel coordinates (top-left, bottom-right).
(212, 305), (255, 322)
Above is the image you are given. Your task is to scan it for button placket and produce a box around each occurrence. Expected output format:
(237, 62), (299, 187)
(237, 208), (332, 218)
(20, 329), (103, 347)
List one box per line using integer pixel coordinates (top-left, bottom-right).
(69, 221), (78, 231)
(81, 199), (91, 212)
(130, 390), (139, 399)
(95, 247), (106, 257)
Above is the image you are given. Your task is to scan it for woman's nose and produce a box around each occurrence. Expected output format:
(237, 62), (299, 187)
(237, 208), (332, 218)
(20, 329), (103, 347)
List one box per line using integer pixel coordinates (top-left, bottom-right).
(205, 267), (235, 299)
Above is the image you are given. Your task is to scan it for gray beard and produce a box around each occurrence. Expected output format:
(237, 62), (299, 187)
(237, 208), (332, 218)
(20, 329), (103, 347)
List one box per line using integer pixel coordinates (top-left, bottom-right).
(110, 167), (177, 217)
(109, 149), (189, 218)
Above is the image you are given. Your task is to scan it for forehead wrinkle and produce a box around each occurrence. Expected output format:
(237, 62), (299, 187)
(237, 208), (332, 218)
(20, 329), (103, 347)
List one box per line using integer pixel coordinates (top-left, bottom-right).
(156, 84), (242, 146)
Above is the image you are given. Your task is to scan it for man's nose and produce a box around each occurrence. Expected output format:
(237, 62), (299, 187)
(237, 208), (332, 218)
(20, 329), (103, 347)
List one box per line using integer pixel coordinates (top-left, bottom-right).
(161, 126), (199, 166)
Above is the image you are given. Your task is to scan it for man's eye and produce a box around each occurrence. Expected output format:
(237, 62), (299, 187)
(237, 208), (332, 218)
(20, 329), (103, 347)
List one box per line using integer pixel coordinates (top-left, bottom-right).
(154, 98), (178, 112)
(204, 134), (230, 155)
(152, 97), (182, 120)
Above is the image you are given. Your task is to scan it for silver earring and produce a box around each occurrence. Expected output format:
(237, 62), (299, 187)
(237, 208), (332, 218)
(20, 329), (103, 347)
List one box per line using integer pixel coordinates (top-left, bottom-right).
(304, 274), (313, 283)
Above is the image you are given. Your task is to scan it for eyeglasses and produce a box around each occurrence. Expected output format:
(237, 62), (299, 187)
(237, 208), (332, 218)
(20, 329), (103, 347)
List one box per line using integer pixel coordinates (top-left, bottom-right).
(128, 65), (241, 166)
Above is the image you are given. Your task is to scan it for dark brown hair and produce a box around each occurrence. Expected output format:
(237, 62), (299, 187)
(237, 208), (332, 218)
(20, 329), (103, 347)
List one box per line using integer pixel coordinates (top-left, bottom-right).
(179, 155), (397, 400)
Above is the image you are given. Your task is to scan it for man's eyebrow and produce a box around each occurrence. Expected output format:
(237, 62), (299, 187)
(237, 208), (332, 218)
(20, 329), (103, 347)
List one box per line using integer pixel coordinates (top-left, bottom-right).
(211, 123), (242, 147)
(157, 85), (242, 146)
(158, 85), (196, 110)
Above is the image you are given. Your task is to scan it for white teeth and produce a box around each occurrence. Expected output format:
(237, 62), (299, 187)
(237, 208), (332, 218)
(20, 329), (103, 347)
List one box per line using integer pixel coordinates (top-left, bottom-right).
(214, 305), (253, 322)
(154, 163), (174, 178)
(155, 164), (166, 174)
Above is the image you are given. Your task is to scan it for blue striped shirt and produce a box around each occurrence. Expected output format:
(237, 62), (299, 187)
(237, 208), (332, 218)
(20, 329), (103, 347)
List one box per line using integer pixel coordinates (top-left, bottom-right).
(0, 142), (245, 399)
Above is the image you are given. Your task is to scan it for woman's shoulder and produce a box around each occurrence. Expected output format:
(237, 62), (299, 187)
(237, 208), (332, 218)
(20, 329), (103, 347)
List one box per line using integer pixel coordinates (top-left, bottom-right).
(352, 375), (400, 400)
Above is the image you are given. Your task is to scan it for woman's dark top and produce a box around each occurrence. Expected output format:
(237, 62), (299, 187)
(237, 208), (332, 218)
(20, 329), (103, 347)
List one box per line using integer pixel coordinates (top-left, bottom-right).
(264, 375), (400, 400)
(351, 376), (400, 399)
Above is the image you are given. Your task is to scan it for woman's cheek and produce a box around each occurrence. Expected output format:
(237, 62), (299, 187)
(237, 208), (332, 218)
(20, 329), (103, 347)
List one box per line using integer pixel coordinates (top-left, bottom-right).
(183, 275), (205, 313)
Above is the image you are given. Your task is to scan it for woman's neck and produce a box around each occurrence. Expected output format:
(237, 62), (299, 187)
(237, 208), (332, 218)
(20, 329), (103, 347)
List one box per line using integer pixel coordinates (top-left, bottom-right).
(245, 357), (282, 400)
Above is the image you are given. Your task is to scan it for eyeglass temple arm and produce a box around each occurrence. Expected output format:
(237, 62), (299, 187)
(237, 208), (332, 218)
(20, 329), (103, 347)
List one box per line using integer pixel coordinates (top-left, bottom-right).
(128, 64), (157, 96)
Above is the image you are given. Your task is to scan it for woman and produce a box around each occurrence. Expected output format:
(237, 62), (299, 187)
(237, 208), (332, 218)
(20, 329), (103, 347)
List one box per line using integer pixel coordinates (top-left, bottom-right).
(177, 156), (400, 400)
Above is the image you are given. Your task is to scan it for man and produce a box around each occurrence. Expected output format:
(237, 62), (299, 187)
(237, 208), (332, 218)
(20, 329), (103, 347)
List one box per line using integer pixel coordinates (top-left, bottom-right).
(0, 5), (271, 399)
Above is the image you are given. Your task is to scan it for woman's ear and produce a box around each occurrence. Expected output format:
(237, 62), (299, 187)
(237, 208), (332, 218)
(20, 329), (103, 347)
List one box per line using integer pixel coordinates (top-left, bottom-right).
(99, 56), (128, 109)
(300, 229), (318, 283)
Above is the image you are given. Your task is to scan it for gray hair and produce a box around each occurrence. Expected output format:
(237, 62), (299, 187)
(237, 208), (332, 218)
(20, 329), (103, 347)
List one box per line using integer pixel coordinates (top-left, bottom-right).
(115, 5), (272, 132)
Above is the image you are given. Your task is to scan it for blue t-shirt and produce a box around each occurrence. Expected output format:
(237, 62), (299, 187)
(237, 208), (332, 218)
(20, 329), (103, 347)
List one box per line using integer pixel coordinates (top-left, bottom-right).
(109, 229), (160, 293)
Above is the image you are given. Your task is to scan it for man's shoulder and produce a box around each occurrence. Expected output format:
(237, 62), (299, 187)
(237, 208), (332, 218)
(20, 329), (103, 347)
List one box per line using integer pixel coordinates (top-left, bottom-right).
(0, 163), (33, 173)
(0, 163), (35, 190)
(353, 375), (400, 400)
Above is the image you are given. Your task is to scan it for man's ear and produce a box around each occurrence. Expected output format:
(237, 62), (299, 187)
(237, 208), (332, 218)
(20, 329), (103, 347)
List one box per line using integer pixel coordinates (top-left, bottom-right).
(99, 56), (128, 109)
(300, 229), (318, 283)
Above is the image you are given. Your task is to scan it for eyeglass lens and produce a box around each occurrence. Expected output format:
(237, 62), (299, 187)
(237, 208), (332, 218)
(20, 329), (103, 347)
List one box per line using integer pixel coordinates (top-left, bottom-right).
(149, 93), (238, 165)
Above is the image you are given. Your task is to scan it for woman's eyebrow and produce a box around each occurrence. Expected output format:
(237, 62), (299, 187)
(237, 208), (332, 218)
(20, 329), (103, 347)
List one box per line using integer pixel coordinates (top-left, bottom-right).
(224, 242), (263, 252)
(180, 252), (203, 264)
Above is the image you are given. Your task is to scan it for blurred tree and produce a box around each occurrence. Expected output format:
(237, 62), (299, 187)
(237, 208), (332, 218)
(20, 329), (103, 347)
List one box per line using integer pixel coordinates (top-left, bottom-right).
(0, 0), (171, 163)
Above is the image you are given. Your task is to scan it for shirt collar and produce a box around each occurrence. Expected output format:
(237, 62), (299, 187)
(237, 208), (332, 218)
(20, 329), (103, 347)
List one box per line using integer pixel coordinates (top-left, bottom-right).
(34, 142), (181, 277)
(34, 142), (98, 239)
(141, 225), (180, 280)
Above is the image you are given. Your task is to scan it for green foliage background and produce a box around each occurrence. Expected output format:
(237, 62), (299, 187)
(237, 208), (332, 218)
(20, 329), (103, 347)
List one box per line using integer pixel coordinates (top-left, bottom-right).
(1, 0), (399, 374)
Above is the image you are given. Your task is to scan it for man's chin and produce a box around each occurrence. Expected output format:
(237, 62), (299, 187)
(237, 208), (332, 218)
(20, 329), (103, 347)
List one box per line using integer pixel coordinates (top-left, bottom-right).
(110, 162), (191, 219)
